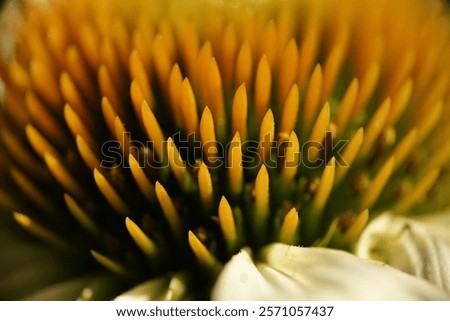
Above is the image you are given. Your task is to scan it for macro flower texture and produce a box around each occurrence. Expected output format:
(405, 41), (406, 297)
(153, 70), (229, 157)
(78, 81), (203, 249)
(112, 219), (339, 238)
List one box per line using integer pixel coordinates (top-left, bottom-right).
(0, 0), (450, 300)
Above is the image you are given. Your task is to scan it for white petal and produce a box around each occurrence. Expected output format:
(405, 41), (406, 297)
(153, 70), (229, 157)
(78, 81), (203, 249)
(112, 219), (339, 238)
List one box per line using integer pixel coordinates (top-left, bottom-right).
(416, 210), (450, 244)
(212, 244), (449, 300)
(114, 277), (170, 301)
(114, 273), (189, 301)
(356, 212), (450, 292)
(211, 248), (304, 300)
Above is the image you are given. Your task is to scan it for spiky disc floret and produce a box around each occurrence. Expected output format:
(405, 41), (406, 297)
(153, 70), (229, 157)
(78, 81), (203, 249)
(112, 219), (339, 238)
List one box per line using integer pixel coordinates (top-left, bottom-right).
(0, 0), (449, 299)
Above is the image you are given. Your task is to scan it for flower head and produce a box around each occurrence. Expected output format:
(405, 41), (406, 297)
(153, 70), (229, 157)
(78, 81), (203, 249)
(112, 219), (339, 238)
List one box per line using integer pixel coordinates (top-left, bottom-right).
(0, 0), (449, 299)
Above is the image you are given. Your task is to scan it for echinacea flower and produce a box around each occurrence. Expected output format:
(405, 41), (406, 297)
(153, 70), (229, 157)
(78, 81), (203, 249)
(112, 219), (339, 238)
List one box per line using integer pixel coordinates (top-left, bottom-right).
(0, 0), (449, 300)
